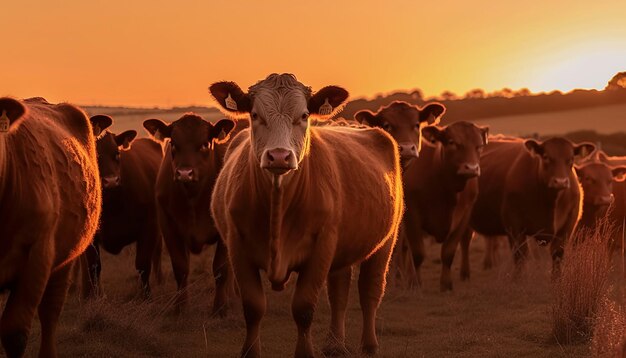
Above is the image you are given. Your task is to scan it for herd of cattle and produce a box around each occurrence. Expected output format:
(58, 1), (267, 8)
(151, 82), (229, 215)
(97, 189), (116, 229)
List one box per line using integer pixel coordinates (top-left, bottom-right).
(1, 73), (625, 357)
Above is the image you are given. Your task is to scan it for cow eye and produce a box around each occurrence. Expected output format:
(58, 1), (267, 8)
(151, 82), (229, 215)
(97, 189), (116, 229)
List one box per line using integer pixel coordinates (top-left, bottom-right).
(200, 143), (209, 152)
(447, 140), (457, 147)
(251, 112), (259, 120)
(171, 144), (177, 155)
(114, 153), (120, 162)
(477, 145), (484, 154)
(302, 113), (309, 120)
(567, 158), (574, 166)
(382, 123), (392, 132)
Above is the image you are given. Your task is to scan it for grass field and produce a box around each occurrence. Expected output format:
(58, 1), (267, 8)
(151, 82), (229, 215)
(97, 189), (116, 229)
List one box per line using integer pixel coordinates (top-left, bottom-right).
(9, 235), (624, 357)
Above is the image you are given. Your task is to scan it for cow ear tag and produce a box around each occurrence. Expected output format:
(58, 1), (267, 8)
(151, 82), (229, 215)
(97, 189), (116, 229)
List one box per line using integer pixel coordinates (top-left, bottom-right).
(0, 110), (10, 133)
(319, 98), (332, 116)
(225, 94), (238, 111)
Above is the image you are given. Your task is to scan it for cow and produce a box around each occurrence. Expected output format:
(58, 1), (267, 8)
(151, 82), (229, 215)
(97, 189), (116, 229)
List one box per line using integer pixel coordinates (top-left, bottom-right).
(356, 104), (487, 290)
(575, 161), (626, 229)
(470, 137), (595, 276)
(0, 97), (101, 358)
(142, 114), (237, 315)
(209, 73), (404, 357)
(79, 115), (163, 299)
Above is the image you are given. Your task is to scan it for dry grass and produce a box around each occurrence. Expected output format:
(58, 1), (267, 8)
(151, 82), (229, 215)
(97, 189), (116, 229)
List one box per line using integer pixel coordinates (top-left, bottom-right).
(552, 221), (614, 345)
(591, 295), (626, 357)
(5, 236), (613, 357)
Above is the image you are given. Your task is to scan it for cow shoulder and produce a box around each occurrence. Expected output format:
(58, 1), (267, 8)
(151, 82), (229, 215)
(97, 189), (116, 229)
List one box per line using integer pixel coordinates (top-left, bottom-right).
(54, 103), (93, 146)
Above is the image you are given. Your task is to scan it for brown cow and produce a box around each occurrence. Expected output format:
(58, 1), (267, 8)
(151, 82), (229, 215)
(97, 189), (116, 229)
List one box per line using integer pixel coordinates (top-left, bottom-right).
(80, 115), (163, 299)
(143, 114), (236, 315)
(209, 73), (404, 357)
(590, 151), (626, 251)
(470, 137), (595, 276)
(575, 161), (626, 229)
(0, 97), (100, 357)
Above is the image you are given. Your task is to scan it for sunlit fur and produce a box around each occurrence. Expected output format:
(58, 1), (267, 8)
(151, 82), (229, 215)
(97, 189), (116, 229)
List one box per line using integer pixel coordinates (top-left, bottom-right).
(0, 97), (101, 358)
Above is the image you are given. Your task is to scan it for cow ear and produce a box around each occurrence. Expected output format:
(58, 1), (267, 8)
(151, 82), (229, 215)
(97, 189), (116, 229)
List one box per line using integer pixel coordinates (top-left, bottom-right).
(115, 130), (137, 149)
(524, 139), (544, 156)
(422, 126), (446, 144)
(90, 115), (113, 136)
(0, 98), (27, 133)
(143, 119), (171, 141)
(209, 81), (251, 117)
(574, 142), (596, 159)
(479, 126), (489, 145)
(419, 102), (446, 125)
(308, 86), (349, 119)
(354, 110), (381, 126)
(210, 119), (236, 144)
(612, 167), (626, 182)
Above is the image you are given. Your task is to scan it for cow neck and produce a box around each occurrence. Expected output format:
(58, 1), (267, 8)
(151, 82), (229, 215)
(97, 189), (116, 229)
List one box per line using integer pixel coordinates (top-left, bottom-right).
(433, 144), (466, 196)
(249, 146), (309, 287)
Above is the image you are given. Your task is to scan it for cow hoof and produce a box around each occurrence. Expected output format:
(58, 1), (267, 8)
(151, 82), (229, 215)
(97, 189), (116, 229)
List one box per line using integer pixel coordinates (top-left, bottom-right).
(1, 330), (28, 358)
(460, 271), (470, 281)
(440, 282), (453, 292)
(322, 339), (350, 357)
(361, 344), (378, 356)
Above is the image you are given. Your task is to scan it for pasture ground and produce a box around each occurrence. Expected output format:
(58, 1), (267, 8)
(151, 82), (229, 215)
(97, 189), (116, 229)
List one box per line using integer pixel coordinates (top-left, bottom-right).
(7, 236), (624, 357)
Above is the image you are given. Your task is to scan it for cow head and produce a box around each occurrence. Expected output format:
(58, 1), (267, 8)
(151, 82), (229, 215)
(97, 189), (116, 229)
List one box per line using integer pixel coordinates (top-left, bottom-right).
(422, 121), (489, 180)
(90, 115), (137, 189)
(576, 162), (626, 208)
(524, 138), (595, 190)
(209, 73), (349, 176)
(143, 115), (235, 185)
(355, 101), (445, 168)
(0, 98), (27, 133)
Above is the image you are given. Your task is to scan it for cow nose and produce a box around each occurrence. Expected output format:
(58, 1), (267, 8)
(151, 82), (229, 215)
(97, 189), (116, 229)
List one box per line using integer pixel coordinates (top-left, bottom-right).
(458, 163), (481, 178)
(549, 177), (570, 189)
(262, 148), (296, 175)
(595, 194), (614, 206)
(398, 143), (418, 159)
(175, 168), (195, 182)
(102, 175), (120, 188)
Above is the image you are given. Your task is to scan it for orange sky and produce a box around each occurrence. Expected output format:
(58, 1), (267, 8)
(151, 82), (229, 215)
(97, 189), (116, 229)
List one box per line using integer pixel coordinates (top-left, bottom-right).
(3, 1), (626, 107)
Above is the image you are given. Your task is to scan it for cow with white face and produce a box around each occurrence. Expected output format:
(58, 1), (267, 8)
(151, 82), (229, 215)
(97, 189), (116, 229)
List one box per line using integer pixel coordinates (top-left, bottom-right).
(209, 74), (404, 357)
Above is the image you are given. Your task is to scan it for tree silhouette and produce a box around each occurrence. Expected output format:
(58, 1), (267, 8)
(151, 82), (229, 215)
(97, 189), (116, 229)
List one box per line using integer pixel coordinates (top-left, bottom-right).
(606, 71), (626, 91)
(464, 89), (486, 99)
(440, 90), (457, 100)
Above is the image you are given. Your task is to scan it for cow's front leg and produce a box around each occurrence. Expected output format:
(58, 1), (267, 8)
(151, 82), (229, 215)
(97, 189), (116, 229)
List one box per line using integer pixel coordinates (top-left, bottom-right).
(323, 266), (352, 356)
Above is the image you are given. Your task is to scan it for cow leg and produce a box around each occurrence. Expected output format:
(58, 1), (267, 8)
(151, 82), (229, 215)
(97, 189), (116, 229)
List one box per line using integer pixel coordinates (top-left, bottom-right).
(152, 235), (164, 285)
(550, 236), (565, 279)
(440, 229), (463, 291)
(358, 237), (394, 355)
(509, 235), (528, 279)
(405, 229), (425, 289)
(135, 234), (154, 299)
(323, 266), (352, 356)
(211, 239), (233, 317)
(165, 234), (190, 311)
(231, 254), (265, 358)
(459, 229), (473, 281)
(1, 236), (53, 358)
(37, 261), (73, 358)
(292, 255), (333, 358)
(80, 235), (102, 299)
(483, 235), (497, 270)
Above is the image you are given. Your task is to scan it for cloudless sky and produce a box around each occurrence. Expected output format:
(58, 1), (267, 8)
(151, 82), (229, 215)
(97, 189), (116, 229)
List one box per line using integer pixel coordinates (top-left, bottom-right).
(3, 0), (626, 107)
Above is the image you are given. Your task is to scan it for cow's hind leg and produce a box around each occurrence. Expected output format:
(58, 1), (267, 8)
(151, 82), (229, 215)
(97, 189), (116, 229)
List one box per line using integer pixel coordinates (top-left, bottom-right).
(211, 239), (234, 318)
(38, 261), (73, 358)
(358, 238), (394, 355)
(81, 236), (102, 299)
(135, 233), (156, 299)
(440, 231), (462, 291)
(1, 236), (53, 358)
(323, 266), (352, 356)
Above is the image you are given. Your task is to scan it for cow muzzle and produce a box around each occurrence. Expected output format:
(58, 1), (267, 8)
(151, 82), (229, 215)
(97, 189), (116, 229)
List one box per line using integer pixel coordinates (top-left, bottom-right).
(457, 163), (481, 178)
(593, 194), (614, 206)
(175, 168), (196, 183)
(548, 177), (570, 190)
(398, 143), (418, 168)
(102, 175), (121, 189)
(261, 148), (297, 175)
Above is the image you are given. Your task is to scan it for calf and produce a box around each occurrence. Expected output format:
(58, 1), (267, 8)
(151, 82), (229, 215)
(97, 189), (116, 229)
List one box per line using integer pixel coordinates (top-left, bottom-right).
(0, 97), (100, 358)
(209, 73), (403, 357)
(143, 114), (236, 315)
(81, 115), (163, 299)
(470, 138), (595, 276)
